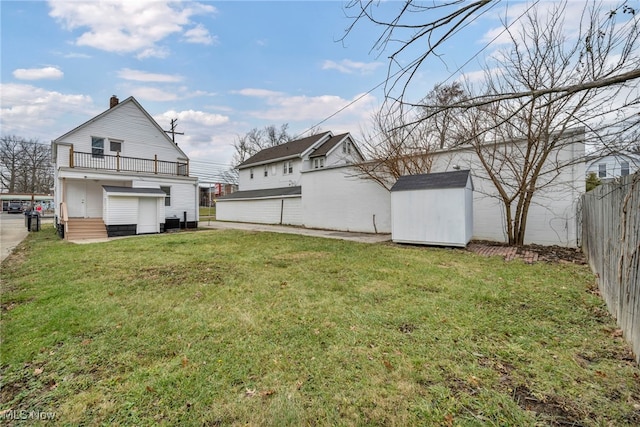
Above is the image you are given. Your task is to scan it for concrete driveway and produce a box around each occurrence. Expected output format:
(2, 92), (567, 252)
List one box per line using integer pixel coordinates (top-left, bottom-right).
(199, 220), (391, 244)
(0, 213), (53, 262)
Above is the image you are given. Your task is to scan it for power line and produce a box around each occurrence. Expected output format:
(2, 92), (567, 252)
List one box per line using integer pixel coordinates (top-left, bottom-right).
(293, 0), (504, 139)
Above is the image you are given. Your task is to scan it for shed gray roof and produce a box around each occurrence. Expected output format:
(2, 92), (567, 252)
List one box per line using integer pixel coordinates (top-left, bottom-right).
(217, 186), (302, 200)
(102, 185), (167, 195)
(238, 132), (331, 169)
(390, 170), (473, 192)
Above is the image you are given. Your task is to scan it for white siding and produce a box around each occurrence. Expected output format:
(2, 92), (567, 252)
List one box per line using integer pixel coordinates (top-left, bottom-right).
(104, 196), (137, 225)
(429, 134), (585, 247)
(56, 102), (185, 163)
(585, 154), (640, 180)
(132, 179), (198, 222)
(239, 159), (303, 191)
(391, 185), (473, 247)
(301, 166), (391, 233)
(216, 197), (302, 226)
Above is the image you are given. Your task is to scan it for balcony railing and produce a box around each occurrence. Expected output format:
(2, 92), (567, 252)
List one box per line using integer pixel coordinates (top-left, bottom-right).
(69, 148), (189, 177)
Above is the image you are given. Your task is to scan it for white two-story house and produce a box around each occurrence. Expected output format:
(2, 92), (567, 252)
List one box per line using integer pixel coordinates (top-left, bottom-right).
(585, 151), (640, 182)
(52, 96), (199, 240)
(216, 131), (366, 225)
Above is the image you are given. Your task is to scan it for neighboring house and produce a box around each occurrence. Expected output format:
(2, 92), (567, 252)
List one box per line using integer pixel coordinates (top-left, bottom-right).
(585, 151), (640, 181)
(216, 132), (367, 226)
(218, 128), (586, 247)
(52, 96), (199, 240)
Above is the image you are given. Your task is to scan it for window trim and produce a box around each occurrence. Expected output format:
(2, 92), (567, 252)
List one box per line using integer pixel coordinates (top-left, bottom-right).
(160, 186), (171, 207)
(109, 139), (123, 153)
(91, 136), (104, 158)
(621, 161), (630, 176)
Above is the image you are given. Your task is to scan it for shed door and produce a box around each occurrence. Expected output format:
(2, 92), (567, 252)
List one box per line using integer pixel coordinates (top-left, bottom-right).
(137, 198), (158, 234)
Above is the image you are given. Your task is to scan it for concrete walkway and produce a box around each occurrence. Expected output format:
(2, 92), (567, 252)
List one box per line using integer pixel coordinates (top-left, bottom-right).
(199, 220), (392, 244)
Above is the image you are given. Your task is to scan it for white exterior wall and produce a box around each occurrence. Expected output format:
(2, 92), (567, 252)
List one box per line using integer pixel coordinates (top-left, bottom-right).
(56, 102), (186, 163)
(103, 194), (165, 228)
(391, 185), (473, 247)
(216, 197), (302, 225)
(301, 166), (391, 233)
(428, 135), (585, 247)
(238, 158), (303, 191)
(585, 154), (640, 180)
(132, 179), (198, 222)
(104, 196), (137, 225)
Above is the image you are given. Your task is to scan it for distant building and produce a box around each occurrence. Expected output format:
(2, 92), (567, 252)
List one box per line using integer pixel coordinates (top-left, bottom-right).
(585, 151), (640, 181)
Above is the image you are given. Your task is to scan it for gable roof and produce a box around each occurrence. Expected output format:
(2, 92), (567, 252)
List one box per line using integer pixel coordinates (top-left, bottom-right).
(52, 96), (189, 160)
(238, 132), (331, 169)
(309, 133), (349, 158)
(391, 170), (473, 192)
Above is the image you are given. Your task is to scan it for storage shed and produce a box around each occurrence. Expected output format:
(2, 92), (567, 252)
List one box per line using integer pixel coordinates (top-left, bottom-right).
(390, 170), (474, 247)
(102, 186), (166, 236)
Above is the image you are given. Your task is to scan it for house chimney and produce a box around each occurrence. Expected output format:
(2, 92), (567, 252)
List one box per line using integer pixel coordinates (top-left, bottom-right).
(110, 95), (119, 108)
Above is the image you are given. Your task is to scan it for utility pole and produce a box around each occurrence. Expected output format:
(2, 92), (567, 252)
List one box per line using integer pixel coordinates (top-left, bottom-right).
(164, 118), (185, 144)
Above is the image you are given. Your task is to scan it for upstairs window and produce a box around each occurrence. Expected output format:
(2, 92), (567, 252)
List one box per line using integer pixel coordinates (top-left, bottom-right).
(110, 139), (123, 153)
(621, 161), (630, 176)
(264, 166), (268, 177)
(342, 141), (352, 155)
(313, 157), (325, 169)
(91, 137), (104, 158)
(161, 186), (171, 206)
(283, 161), (293, 175)
(250, 168), (254, 179)
(598, 163), (606, 178)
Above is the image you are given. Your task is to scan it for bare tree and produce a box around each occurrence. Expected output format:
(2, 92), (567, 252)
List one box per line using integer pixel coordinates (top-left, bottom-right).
(354, 102), (434, 190)
(453, 1), (640, 245)
(0, 135), (52, 194)
(344, 0), (640, 104)
(232, 124), (293, 166)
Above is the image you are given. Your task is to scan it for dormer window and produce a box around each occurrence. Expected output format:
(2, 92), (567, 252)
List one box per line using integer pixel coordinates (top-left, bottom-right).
(313, 157), (325, 169)
(342, 141), (352, 155)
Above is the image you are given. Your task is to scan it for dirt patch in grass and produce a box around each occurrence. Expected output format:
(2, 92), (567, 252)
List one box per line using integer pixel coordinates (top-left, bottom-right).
(512, 385), (585, 426)
(472, 240), (586, 264)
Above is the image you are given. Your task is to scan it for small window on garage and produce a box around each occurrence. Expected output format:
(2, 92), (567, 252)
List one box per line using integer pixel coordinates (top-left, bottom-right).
(160, 186), (171, 206)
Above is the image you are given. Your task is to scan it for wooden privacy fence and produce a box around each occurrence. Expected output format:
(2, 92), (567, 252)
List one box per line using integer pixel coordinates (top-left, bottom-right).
(582, 172), (640, 363)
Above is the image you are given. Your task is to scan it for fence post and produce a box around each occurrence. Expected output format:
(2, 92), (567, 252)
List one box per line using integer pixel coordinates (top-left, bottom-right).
(154, 155), (158, 174)
(116, 152), (120, 171)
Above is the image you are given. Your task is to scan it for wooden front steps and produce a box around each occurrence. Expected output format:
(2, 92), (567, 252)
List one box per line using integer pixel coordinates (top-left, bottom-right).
(66, 218), (108, 241)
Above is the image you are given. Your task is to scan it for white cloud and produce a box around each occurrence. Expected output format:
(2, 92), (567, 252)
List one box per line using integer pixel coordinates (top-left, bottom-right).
(48, 0), (216, 58)
(13, 66), (63, 80)
(183, 24), (217, 45)
(322, 59), (384, 75)
(117, 68), (183, 83)
(234, 88), (285, 97)
(129, 87), (179, 102)
(157, 109), (230, 127)
(240, 89), (378, 123)
(0, 83), (94, 139)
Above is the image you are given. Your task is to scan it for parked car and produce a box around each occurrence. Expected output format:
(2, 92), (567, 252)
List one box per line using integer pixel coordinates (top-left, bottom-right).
(7, 203), (23, 213)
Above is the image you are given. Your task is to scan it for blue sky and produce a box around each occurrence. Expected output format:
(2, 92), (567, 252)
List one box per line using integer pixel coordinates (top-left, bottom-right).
(0, 1), (595, 177)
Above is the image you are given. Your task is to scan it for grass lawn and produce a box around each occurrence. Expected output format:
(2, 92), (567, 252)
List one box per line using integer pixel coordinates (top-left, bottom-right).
(199, 206), (216, 221)
(1, 225), (639, 426)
